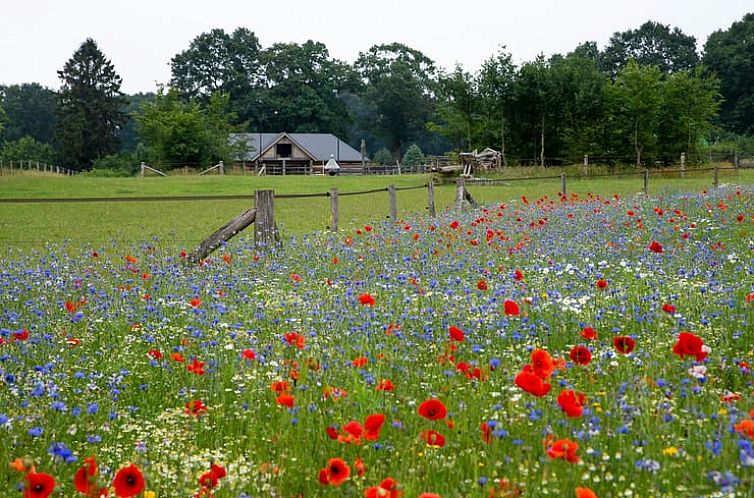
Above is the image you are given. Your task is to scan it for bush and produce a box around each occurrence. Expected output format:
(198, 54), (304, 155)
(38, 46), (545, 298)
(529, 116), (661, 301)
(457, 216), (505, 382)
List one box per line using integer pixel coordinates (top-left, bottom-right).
(372, 147), (392, 166)
(0, 136), (55, 164)
(402, 144), (425, 166)
(89, 152), (139, 176)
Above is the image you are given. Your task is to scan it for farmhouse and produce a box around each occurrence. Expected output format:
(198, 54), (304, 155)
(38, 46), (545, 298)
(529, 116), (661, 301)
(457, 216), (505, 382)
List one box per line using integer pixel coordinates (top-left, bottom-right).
(231, 132), (364, 175)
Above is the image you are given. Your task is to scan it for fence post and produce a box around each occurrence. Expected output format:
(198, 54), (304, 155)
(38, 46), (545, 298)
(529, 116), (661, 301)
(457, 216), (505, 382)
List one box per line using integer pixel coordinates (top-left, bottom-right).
(643, 169), (649, 196)
(713, 166), (719, 187)
(219, 160), (225, 175)
(36, 161), (39, 171)
(427, 180), (436, 218)
(680, 153), (686, 178)
(329, 188), (339, 232)
(560, 174), (567, 198)
(734, 151), (739, 170)
(455, 178), (466, 212)
(388, 184), (397, 222)
(255, 189), (278, 249)
(583, 154), (588, 175)
(140, 162), (145, 177)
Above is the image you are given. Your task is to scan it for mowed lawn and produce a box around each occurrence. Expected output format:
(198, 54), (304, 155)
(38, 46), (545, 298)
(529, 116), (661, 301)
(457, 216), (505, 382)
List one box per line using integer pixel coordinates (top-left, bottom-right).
(1, 167), (751, 252)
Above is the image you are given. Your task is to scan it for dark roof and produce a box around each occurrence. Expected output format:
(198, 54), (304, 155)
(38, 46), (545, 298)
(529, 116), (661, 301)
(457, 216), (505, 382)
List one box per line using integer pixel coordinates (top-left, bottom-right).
(231, 132), (364, 162)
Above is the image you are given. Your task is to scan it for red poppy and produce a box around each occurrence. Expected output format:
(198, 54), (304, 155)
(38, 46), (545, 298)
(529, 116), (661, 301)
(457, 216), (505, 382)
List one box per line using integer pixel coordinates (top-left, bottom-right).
(477, 279), (488, 291)
(734, 419), (754, 439)
(418, 494), (441, 498)
(13, 330), (29, 341)
(364, 413), (386, 441)
(189, 297), (201, 308)
(648, 240), (664, 253)
(576, 487), (598, 498)
(417, 399), (447, 420)
(185, 399), (207, 416)
(187, 358), (205, 375)
(74, 457), (98, 494)
(672, 332), (708, 361)
(662, 303), (676, 314)
(747, 293), (754, 304)
(546, 438), (580, 462)
(503, 300), (520, 316)
(113, 464), (144, 498)
(352, 356), (368, 367)
(241, 349), (256, 361)
(531, 349), (554, 379)
(376, 379), (395, 391)
(569, 346), (592, 366)
(320, 458), (350, 486)
(613, 336), (636, 354)
(480, 422), (493, 444)
(448, 326), (465, 342)
(421, 430), (446, 447)
(342, 420), (364, 439)
(513, 269), (524, 281)
(581, 327), (597, 340)
(210, 463), (226, 480)
(354, 458), (367, 478)
(557, 390), (586, 418)
(276, 394), (294, 408)
(358, 293), (376, 306)
(283, 331), (305, 349)
(198, 470), (219, 489)
(146, 349), (162, 360)
(24, 472), (55, 498)
(365, 477), (402, 498)
(596, 279), (608, 290)
(514, 368), (551, 397)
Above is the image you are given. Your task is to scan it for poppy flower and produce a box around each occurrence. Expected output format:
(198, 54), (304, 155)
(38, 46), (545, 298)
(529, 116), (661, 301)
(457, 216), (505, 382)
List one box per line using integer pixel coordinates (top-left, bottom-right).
(198, 471), (219, 489)
(448, 326), (465, 342)
(376, 379), (394, 391)
(24, 472), (55, 498)
(418, 493), (442, 498)
(569, 346), (592, 366)
(417, 399), (447, 420)
(531, 349), (555, 379)
(186, 358), (205, 375)
(320, 458), (350, 486)
(276, 394), (294, 408)
(421, 430), (446, 447)
(480, 422), (493, 444)
(557, 390), (586, 418)
(189, 297), (201, 308)
(546, 438), (580, 462)
(113, 464), (144, 498)
(648, 241), (664, 253)
(358, 293), (376, 306)
(210, 463), (226, 479)
(185, 399), (207, 416)
(74, 457), (98, 494)
(354, 458), (367, 478)
(364, 413), (386, 441)
(365, 478), (401, 498)
(662, 303), (676, 314)
(503, 300), (520, 316)
(672, 332), (708, 362)
(241, 349), (256, 361)
(513, 269), (524, 281)
(747, 293), (754, 304)
(514, 368), (551, 397)
(477, 279), (488, 291)
(613, 336), (636, 354)
(576, 487), (598, 498)
(352, 356), (368, 367)
(596, 279), (608, 290)
(580, 327), (597, 340)
(734, 419), (754, 439)
(342, 420), (364, 439)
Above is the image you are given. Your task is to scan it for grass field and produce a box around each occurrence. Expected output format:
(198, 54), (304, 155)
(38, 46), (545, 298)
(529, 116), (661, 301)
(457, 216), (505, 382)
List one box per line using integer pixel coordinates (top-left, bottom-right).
(1, 166), (751, 253)
(1, 167), (754, 496)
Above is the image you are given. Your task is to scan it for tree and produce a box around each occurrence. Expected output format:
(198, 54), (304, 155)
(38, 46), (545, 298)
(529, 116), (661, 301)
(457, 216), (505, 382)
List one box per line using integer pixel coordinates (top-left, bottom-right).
(356, 43), (437, 158)
(135, 88), (243, 168)
(601, 21), (700, 76)
(0, 84), (56, 145)
(428, 65), (479, 151)
(170, 27), (264, 126)
(477, 48), (516, 165)
(372, 147), (392, 165)
(401, 144), (425, 166)
(0, 136), (55, 164)
(120, 93), (156, 152)
(703, 13), (754, 135)
(610, 60), (663, 165)
(54, 39), (126, 169)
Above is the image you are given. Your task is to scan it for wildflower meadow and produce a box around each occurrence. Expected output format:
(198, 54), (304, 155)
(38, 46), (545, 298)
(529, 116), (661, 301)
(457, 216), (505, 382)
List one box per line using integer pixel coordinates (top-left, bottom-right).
(1, 184), (754, 497)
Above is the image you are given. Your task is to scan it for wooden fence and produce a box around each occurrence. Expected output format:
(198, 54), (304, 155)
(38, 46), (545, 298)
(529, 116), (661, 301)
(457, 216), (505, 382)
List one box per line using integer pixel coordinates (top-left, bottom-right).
(0, 160), (76, 176)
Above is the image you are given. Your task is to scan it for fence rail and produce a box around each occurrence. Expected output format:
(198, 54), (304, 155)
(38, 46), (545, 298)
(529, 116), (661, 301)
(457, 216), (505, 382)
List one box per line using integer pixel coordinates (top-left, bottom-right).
(0, 160), (76, 176)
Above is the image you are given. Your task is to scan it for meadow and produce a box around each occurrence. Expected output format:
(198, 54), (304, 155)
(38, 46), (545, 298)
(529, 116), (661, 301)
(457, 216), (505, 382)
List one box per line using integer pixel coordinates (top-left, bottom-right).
(0, 169), (753, 497)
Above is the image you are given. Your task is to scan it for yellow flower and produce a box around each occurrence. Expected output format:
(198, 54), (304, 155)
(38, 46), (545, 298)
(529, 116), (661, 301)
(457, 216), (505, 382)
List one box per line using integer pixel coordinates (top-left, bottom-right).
(662, 446), (679, 457)
(144, 492), (156, 498)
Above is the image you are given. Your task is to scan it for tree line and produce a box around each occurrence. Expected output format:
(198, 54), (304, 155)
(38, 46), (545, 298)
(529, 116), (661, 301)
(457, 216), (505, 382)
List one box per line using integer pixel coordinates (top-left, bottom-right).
(0, 14), (753, 172)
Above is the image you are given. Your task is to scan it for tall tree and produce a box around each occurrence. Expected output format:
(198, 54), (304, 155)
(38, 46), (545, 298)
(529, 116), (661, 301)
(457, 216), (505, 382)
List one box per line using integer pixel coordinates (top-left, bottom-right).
(478, 48), (516, 164)
(0, 84), (56, 144)
(428, 65), (480, 151)
(170, 27), (263, 126)
(601, 21), (700, 76)
(703, 13), (754, 135)
(356, 43), (436, 158)
(54, 39), (126, 169)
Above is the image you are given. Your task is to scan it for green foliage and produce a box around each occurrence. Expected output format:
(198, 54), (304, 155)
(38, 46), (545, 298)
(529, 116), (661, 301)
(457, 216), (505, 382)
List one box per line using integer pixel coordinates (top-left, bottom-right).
(135, 88), (245, 169)
(372, 147), (392, 165)
(0, 83), (56, 144)
(601, 20), (700, 75)
(401, 144), (425, 166)
(90, 151), (139, 176)
(703, 13), (754, 135)
(54, 38), (126, 170)
(0, 136), (55, 163)
(428, 66), (480, 151)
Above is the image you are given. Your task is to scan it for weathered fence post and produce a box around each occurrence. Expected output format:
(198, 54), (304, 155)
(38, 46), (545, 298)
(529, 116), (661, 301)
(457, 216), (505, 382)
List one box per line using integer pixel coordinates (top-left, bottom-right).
(388, 184), (397, 222)
(734, 151), (739, 170)
(455, 178), (466, 212)
(643, 169), (649, 196)
(255, 189), (278, 249)
(36, 161), (39, 171)
(713, 166), (719, 187)
(561, 174), (567, 198)
(140, 162), (145, 177)
(219, 160), (225, 175)
(427, 180), (436, 218)
(329, 188), (339, 232)
(680, 152), (686, 178)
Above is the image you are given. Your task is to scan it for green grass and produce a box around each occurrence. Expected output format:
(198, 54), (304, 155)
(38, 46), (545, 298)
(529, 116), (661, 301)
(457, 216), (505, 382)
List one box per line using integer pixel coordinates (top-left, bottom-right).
(1, 167), (751, 251)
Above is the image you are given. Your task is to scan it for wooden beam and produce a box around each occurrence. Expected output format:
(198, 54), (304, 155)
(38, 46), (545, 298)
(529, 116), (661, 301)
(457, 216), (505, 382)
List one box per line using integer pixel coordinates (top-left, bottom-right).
(189, 208), (256, 263)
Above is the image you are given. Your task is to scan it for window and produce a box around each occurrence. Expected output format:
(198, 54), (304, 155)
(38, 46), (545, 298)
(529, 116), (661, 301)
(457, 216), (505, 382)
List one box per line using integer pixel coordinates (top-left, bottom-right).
(276, 143), (292, 158)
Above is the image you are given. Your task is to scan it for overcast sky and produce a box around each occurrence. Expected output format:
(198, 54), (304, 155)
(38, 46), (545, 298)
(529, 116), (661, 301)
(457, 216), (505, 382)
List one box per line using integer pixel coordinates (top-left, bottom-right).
(1, 0), (751, 94)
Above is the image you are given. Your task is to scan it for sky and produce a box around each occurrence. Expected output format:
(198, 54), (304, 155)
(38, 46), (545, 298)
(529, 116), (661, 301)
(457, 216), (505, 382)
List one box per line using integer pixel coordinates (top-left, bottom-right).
(1, 0), (751, 94)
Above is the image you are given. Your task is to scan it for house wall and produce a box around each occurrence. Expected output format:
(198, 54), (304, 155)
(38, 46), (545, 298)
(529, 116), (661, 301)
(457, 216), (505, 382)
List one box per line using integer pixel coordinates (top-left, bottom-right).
(259, 137), (311, 161)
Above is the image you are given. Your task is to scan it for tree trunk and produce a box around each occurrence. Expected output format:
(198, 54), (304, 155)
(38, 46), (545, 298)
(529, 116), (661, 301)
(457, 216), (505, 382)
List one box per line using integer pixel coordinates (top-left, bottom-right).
(501, 109), (508, 167)
(634, 119), (641, 167)
(540, 114), (545, 167)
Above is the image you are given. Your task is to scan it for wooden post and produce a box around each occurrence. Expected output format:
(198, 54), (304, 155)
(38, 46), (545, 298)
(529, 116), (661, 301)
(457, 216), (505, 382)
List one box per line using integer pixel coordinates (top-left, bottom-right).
(219, 161), (224, 175)
(140, 162), (145, 177)
(561, 173), (567, 198)
(56, 166), (60, 174)
(360, 139), (366, 173)
(680, 152), (686, 178)
(189, 207), (257, 263)
(455, 178), (466, 212)
(36, 161), (39, 171)
(713, 166), (719, 187)
(643, 169), (649, 196)
(329, 188), (339, 231)
(734, 151), (739, 170)
(427, 180), (436, 218)
(282, 159), (286, 176)
(583, 154), (588, 175)
(388, 184), (397, 222)
(254, 190), (278, 249)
